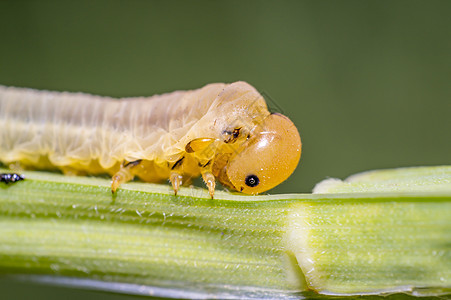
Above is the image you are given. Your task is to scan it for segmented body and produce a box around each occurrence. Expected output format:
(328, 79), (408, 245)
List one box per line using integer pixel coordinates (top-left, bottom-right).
(0, 82), (272, 189)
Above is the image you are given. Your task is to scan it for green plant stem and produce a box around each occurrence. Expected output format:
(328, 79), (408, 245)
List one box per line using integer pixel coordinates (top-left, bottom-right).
(0, 167), (450, 297)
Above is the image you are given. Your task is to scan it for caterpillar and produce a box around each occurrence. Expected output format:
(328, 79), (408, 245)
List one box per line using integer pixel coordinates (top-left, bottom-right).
(0, 81), (301, 198)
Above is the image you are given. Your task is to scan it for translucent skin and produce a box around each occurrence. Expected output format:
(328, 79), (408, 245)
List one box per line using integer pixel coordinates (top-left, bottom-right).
(0, 81), (301, 196)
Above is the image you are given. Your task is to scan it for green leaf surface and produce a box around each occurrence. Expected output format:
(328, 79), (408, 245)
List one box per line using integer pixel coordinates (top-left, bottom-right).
(0, 166), (450, 298)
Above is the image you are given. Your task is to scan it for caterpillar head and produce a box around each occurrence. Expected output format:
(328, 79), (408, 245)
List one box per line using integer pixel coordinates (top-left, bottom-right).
(223, 113), (301, 194)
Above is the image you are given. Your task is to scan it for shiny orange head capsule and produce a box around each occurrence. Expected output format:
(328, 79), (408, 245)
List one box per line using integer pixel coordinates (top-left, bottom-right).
(223, 113), (301, 194)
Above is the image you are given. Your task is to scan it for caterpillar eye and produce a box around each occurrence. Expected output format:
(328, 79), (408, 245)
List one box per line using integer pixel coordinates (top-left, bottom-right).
(245, 174), (259, 187)
(223, 113), (301, 194)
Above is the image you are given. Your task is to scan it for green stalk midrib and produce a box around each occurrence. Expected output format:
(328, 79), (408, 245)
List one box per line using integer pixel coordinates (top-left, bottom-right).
(0, 172), (302, 291)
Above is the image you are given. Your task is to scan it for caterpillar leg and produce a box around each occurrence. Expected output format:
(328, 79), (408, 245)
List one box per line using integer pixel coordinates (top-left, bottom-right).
(169, 155), (187, 196)
(111, 160), (142, 193)
(199, 159), (216, 199)
(185, 138), (218, 199)
(169, 172), (183, 196)
(202, 171), (216, 199)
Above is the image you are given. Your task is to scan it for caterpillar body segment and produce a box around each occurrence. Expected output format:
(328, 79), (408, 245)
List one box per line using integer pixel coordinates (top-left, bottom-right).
(0, 82), (301, 197)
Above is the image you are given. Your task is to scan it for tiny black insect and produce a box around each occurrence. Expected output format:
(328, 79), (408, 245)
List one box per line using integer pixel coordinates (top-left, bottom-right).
(0, 173), (25, 184)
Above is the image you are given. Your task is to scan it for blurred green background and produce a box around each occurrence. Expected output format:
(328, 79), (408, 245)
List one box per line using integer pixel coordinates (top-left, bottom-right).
(0, 0), (450, 299)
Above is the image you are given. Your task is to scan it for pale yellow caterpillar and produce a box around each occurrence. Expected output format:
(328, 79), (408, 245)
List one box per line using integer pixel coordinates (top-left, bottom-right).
(0, 81), (301, 197)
